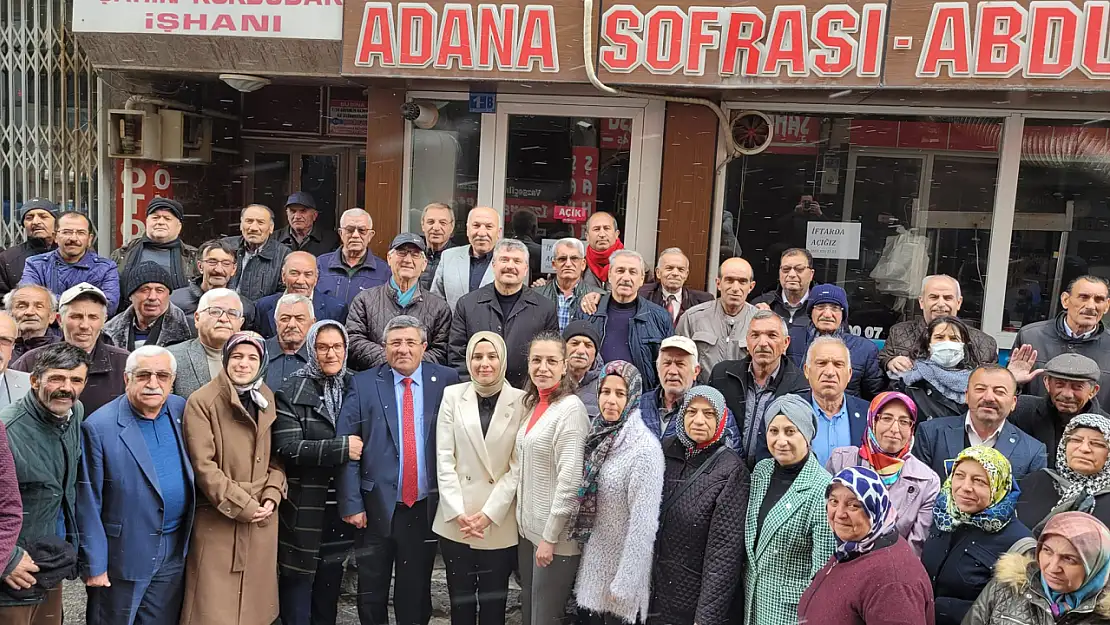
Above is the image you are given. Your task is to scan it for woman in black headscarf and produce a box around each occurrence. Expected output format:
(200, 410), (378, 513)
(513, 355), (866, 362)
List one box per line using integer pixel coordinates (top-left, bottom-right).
(274, 320), (362, 625)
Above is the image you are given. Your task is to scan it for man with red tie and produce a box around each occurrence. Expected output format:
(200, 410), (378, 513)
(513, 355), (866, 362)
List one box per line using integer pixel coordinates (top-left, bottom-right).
(336, 315), (459, 625)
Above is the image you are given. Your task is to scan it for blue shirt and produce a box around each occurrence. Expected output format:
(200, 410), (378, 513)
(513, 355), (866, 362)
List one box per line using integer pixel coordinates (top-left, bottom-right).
(393, 365), (428, 502)
(812, 395), (851, 467)
(135, 406), (190, 532)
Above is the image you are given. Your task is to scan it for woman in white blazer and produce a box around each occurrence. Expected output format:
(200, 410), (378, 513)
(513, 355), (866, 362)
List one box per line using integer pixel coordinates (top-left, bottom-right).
(434, 331), (526, 625)
(516, 331), (590, 625)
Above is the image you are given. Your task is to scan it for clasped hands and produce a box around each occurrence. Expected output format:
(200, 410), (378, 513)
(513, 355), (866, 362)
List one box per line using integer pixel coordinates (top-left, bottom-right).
(454, 512), (492, 539)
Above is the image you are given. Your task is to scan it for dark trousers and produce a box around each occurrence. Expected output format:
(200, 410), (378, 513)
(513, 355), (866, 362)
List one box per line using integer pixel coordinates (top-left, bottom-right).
(439, 537), (515, 625)
(354, 499), (436, 625)
(85, 530), (186, 625)
(279, 506), (355, 625)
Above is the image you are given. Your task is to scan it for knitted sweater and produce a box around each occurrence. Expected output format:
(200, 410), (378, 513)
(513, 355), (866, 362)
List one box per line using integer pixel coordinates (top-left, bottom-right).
(515, 394), (590, 557)
(574, 413), (664, 623)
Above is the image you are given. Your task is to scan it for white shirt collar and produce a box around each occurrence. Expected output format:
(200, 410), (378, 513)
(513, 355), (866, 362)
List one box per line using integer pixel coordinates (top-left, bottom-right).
(782, 289), (809, 307)
(662, 286), (683, 300)
(964, 411), (1005, 448)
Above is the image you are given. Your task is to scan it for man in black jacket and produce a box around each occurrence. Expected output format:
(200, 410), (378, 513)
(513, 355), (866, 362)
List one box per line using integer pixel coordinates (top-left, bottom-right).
(751, 247), (814, 330)
(448, 239), (557, 388)
(709, 309), (809, 469)
(0, 199), (58, 297)
(170, 239), (257, 331)
(224, 204), (291, 302)
(274, 191), (339, 257)
(1010, 352), (1108, 467)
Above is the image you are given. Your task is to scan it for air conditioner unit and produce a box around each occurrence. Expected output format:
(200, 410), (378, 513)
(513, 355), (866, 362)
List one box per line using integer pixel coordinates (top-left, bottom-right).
(160, 110), (213, 164)
(108, 109), (162, 160)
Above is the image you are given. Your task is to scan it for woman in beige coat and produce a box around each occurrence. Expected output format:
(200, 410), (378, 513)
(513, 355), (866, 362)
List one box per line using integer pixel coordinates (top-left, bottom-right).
(180, 331), (287, 625)
(434, 331), (526, 625)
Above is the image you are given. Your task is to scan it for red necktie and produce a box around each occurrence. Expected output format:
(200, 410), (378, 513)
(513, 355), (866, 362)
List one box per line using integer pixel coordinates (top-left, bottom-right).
(668, 295), (680, 323)
(401, 378), (418, 507)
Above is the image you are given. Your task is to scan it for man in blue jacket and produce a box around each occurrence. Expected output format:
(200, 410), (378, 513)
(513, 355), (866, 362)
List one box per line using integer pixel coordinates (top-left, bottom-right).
(316, 209), (391, 305)
(76, 344), (194, 625)
(914, 364), (1047, 481)
(336, 315), (458, 625)
(253, 251), (347, 338)
(22, 212), (121, 316)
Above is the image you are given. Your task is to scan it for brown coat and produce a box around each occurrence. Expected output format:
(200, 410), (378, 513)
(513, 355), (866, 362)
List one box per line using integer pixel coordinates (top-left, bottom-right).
(180, 372), (287, 625)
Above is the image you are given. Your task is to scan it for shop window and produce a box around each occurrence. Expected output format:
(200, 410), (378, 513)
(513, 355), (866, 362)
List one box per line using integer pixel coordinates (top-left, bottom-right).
(720, 113), (1002, 340)
(1005, 119), (1110, 331)
(406, 100), (480, 241)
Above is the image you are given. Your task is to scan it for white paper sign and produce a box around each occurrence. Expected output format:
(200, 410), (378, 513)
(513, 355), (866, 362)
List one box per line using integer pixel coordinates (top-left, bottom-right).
(541, 239), (557, 274)
(72, 0), (343, 40)
(806, 221), (862, 260)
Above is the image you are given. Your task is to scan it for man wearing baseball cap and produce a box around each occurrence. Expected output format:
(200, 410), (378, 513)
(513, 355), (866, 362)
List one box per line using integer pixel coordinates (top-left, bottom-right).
(103, 262), (194, 350)
(0, 198), (58, 297)
(274, 191), (339, 257)
(347, 233), (451, 370)
(786, 283), (884, 399)
(1011, 352), (1109, 466)
(111, 197), (199, 297)
(12, 283), (128, 414)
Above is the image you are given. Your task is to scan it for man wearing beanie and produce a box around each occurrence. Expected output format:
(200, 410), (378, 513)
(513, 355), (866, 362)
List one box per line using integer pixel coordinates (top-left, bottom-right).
(111, 197), (198, 297)
(0, 199), (59, 297)
(786, 283), (884, 399)
(564, 320), (602, 416)
(103, 262), (194, 350)
(21, 212), (121, 316)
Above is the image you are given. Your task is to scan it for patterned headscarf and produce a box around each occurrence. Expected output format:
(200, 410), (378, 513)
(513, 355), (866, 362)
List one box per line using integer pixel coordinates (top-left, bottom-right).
(1054, 413), (1110, 507)
(1038, 512), (1110, 616)
(569, 360), (643, 544)
(858, 392), (918, 486)
(223, 331), (270, 410)
(933, 446), (1018, 534)
(291, 320), (349, 423)
(829, 467), (898, 562)
(676, 385), (728, 458)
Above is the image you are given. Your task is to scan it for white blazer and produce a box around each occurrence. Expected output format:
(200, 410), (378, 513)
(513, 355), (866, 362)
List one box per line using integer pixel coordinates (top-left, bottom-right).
(434, 381), (526, 549)
(431, 245), (496, 310)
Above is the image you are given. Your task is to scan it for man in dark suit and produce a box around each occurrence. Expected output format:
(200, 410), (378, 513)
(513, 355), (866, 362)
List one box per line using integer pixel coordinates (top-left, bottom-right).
(639, 248), (712, 327)
(76, 345), (195, 625)
(253, 251), (347, 338)
(914, 364), (1047, 481)
(337, 315), (459, 625)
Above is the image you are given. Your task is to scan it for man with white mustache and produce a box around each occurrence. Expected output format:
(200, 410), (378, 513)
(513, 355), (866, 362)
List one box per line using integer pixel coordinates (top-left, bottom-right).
(76, 345), (195, 625)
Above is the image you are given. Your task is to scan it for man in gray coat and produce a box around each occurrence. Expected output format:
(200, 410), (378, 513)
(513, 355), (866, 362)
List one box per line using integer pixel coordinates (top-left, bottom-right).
(535, 238), (603, 332)
(347, 233), (451, 370)
(0, 312), (30, 410)
(166, 288), (244, 397)
(103, 262), (194, 350)
(676, 257), (758, 382)
(431, 206), (499, 309)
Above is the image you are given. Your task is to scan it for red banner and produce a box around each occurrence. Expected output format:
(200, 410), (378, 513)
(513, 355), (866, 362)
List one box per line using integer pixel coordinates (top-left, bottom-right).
(600, 118), (632, 150)
(568, 145), (599, 221)
(116, 161), (172, 247)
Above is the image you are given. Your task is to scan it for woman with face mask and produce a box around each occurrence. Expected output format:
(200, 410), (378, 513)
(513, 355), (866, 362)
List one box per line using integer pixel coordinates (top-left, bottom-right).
(1019, 413), (1110, 531)
(891, 315), (982, 423)
(964, 511), (1110, 625)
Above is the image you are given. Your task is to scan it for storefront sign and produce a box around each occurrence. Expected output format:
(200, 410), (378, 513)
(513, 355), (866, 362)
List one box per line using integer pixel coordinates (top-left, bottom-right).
(116, 161), (173, 247)
(807, 221), (862, 259)
(601, 118), (633, 149)
(74, 0), (344, 39)
(342, 0), (1110, 90)
(469, 92), (498, 113)
(328, 98), (369, 137)
(554, 204), (588, 223)
(568, 145), (598, 217)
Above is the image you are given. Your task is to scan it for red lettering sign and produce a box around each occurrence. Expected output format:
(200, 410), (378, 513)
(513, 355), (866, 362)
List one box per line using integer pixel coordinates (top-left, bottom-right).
(567, 145), (599, 222)
(115, 161), (172, 248)
(601, 118), (632, 149)
(555, 204), (589, 223)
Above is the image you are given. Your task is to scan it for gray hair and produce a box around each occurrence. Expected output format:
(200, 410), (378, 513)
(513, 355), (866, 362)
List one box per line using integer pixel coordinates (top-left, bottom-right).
(421, 202), (455, 222)
(125, 345), (178, 376)
(656, 247), (688, 266)
(198, 288), (242, 312)
(241, 204), (275, 222)
(340, 208), (372, 227)
(610, 249), (646, 273)
(922, 274), (962, 299)
(3, 284), (58, 313)
(493, 238), (530, 262)
(553, 237), (585, 257)
(749, 309), (789, 336)
(805, 335), (853, 370)
(275, 293), (315, 322)
(384, 314), (427, 343)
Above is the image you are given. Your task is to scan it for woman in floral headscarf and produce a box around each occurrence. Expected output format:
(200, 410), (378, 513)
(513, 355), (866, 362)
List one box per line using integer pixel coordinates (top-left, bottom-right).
(181, 331), (287, 625)
(965, 511), (1110, 625)
(648, 386), (748, 625)
(572, 361), (664, 625)
(798, 467), (935, 625)
(827, 391), (940, 554)
(922, 446), (1032, 625)
(1019, 413), (1110, 531)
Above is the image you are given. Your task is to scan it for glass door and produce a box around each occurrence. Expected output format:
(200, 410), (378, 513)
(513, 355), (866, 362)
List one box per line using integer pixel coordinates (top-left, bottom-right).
(243, 144), (363, 234)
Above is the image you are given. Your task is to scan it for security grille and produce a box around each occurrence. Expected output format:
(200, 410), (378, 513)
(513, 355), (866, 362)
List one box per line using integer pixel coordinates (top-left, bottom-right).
(0, 0), (98, 247)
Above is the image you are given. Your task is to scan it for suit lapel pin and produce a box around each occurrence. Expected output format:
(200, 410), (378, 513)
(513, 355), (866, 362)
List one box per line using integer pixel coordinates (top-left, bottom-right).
(431, 376), (437, 382)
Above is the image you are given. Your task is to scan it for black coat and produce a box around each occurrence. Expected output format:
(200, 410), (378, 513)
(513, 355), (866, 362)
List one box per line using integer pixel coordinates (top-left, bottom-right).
(1010, 394), (1109, 467)
(649, 437), (749, 625)
(921, 518), (1032, 625)
(273, 374), (354, 576)
(448, 285), (558, 389)
(223, 236), (291, 302)
(894, 378), (967, 424)
(169, 278), (258, 332)
(1018, 469), (1110, 531)
(274, 225), (339, 258)
(0, 239), (55, 297)
(638, 282), (713, 327)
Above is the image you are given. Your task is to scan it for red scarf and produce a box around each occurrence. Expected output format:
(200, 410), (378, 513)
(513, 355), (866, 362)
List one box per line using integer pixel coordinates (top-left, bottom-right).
(585, 239), (624, 283)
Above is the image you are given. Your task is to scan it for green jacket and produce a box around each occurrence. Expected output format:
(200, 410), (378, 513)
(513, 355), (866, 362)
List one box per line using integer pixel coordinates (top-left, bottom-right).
(0, 393), (83, 605)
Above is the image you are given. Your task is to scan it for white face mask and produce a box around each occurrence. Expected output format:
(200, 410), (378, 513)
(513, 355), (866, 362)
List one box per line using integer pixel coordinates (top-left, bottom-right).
(929, 341), (965, 368)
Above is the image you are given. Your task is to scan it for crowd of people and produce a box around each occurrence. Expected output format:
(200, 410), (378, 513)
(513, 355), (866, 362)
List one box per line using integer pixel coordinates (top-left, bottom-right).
(0, 194), (1106, 625)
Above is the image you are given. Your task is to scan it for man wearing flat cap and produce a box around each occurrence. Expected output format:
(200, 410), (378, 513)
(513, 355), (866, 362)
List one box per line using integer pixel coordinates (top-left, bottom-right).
(274, 191), (339, 257)
(0, 198), (58, 297)
(346, 233), (451, 370)
(103, 262), (194, 351)
(1010, 352), (1109, 466)
(111, 197), (198, 297)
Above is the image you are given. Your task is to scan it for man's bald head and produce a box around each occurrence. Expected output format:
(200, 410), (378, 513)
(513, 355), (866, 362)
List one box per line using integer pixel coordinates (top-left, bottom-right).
(717, 257), (755, 314)
(466, 206), (501, 255)
(586, 211), (620, 252)
(281, 250), (319, 296)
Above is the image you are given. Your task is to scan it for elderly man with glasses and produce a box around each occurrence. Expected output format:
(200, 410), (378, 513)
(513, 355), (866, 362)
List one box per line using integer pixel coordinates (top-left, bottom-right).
(166, 288), (245, 397)
(535, 237), (603, 332)
(171, 239), (257, 332)
(316, 209), (392, 305)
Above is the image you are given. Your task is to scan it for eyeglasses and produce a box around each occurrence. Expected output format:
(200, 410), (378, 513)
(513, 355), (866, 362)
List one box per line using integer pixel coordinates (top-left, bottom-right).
(131, 370), (173, 383)
(780, 265), (811, 275)
(200, 306), (244, 320)
(202, 259), (236, 269)
(554, 255), (583, 265)
(342, 226), (371, 237)
(1065, 435), (1110, 452)
(315, 343), (345, 355)
(876, 414), (915, 430)
(58, 229), (89, 238)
